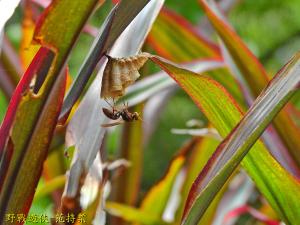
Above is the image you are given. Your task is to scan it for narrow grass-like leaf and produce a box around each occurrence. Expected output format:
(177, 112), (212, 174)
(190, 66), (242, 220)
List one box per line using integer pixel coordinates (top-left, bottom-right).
(60, 0), (152, 120)
(34, 175), (66, 200)
(106, 202), (168, 225)
(212, 175), (254, 225)
(20, 3), (40, 70)
(0, 0), (99, 221)
(148, 8), (219, 62)
(147, 8), (244, 106)
(121, 59), (225, 107)
(150, 55), (300, 225)
(59, 7), (115, 122)
(139, 152), (185, 220)
(199, 0), (269, 95)
(224, 206), (280, 225)
(112, 59), (226, 216)
(220, 41), (300, 177)
(0, 58), (66, 223)
(199, 0), (300, 165)
(62, 0), (164, 214)
(144, 16), (244, 219)
(0, 48), (54, 178)
(112, 108), (143, 207)
(0, 37), (22, 97)
(0, 61), (16, 100)
(106, 3), (165, 223)
(175, 137), (220, 224)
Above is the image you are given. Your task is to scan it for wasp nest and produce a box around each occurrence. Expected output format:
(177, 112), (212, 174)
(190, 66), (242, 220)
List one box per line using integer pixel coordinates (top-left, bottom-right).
(101, 52), (151, 98)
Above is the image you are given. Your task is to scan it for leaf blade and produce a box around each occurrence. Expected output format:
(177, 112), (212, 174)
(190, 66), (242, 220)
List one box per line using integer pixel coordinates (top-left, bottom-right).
(199, 0), (300, 165)
(150, 55), (300, 225)
(59, 0), (152, 120)
(0, 0), (99, 220)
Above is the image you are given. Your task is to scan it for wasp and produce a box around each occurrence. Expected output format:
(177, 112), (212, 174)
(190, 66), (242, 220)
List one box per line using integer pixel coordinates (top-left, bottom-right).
(101, 100), (141, 127)
(101, 52), (151, 99)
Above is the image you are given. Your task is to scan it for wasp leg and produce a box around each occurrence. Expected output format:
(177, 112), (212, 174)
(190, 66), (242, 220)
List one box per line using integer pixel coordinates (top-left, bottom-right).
(104, 98), (119, 113)
(105, 54), (112, 60)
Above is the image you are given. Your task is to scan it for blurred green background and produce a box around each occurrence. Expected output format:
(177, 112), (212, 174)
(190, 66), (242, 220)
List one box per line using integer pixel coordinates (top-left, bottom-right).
(2, 0), (300, 201)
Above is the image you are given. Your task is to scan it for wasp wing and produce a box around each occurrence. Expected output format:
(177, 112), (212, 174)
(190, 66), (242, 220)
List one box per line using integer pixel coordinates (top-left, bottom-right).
(101, 120), (125, 127)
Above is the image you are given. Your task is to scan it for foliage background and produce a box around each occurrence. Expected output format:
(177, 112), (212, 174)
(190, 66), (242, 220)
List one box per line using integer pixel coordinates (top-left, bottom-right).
(1, 0), (300, 222)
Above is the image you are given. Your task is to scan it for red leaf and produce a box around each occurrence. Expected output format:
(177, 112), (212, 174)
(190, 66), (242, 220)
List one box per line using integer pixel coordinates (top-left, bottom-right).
(0, 47), (53, 154)
(224, 205), (280, 225)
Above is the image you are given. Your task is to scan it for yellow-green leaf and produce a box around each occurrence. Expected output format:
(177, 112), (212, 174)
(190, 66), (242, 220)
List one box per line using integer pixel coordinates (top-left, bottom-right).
(199, 0), (300, 165)
(106, 202), (168, 225)
(150, 56), (300, 225)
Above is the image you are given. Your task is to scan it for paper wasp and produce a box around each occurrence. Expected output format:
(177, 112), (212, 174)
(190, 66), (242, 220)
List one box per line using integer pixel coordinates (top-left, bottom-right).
(101, 100), (141, 127)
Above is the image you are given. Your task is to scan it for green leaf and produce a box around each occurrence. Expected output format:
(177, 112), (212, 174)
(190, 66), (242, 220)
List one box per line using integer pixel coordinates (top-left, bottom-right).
(0, 54), (66, 223)
(0, 37), (22, 97)
(106, 202), (168, 225)
(0, 0), (99, 221)
(150, 55), (300, 225)
(62, 0), (163, 204)
(120, 59), (226, 107)
(199, 0), (300, 166)
(175, 137), (220, 225)
(147, 8), (245, 106)
(148, 8), (219, 62)
(112, 107), (144, 206)
(0, 49), (55, 188)
(140, 153), (185, 218)
(34, 0), (99, 60)
(34, 175), (66, 200)
(60, 0), (152, 120)
(0, 90), (8, 122)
